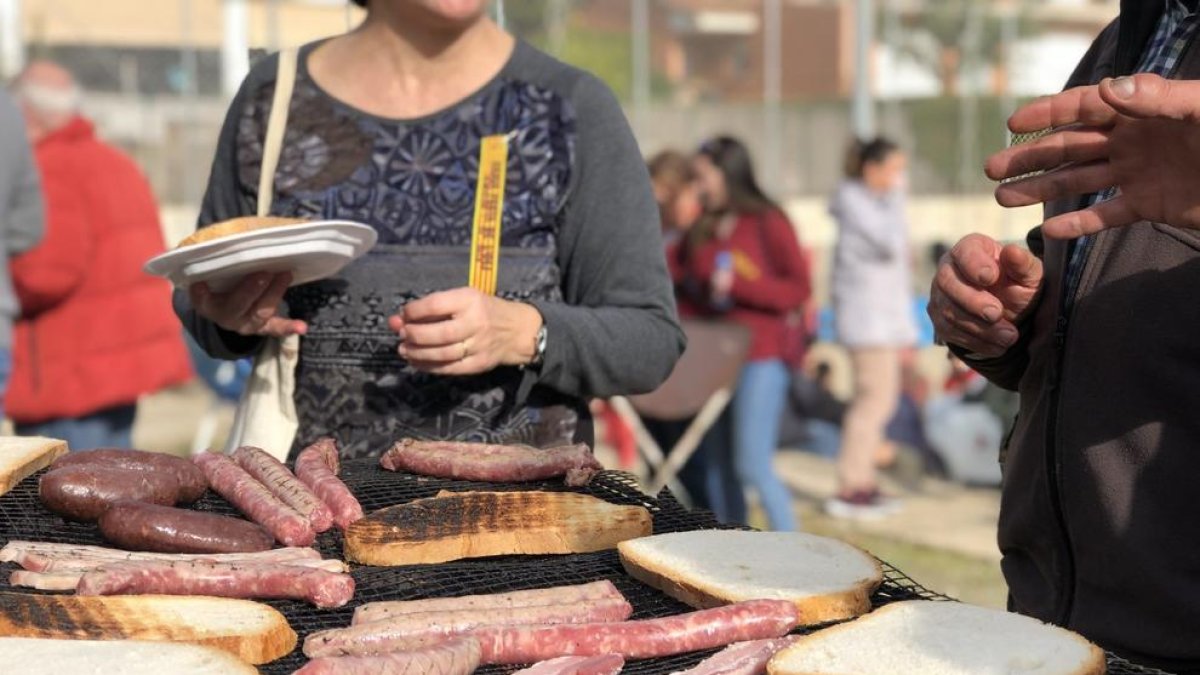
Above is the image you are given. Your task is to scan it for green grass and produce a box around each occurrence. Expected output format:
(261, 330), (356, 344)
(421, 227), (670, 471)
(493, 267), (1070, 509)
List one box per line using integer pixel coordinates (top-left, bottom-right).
(806, 510), (1008, 609)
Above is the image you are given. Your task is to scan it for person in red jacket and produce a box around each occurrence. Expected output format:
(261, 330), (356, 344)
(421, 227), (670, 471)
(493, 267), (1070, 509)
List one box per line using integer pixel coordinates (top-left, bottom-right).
(672, 136), (812, 531)
(7, 61), (192, 450)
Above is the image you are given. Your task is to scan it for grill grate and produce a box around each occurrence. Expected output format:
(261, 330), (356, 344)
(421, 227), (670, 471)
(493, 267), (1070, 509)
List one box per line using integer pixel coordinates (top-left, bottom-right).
(0, 459), (1173, 674)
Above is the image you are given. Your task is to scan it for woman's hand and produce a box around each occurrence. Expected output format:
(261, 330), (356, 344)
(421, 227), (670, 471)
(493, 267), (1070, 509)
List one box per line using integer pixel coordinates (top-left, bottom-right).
(389, 288), (543, 376)
(189, 271), (308, 338)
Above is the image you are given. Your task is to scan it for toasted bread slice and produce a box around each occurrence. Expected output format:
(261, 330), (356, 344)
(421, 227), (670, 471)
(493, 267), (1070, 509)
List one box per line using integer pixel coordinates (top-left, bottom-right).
(0, 436), (68, 497)
(344, 491), (653, 566)
(176, 216), (309, 248)
(0, 592), (296, 665)
(618, 530), (882, 625)
(0, 637), (256, 674)
(767, 600), (1107, 675)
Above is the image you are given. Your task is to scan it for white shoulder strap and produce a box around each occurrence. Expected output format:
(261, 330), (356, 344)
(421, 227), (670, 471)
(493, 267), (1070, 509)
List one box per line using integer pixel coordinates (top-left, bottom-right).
(257, 49), (298, 217)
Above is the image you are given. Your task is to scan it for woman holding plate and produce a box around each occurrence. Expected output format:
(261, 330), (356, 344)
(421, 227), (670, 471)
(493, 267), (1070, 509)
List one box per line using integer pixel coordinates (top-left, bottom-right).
(175, 0), (685, 459)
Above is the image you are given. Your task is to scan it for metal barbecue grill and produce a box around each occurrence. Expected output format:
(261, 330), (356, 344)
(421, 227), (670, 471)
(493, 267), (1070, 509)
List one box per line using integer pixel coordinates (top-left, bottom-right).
(0, 459), (1173, 675)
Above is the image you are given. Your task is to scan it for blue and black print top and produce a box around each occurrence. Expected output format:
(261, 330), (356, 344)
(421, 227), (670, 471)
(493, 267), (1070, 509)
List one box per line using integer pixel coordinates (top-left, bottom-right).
(177, 40), (684, 460)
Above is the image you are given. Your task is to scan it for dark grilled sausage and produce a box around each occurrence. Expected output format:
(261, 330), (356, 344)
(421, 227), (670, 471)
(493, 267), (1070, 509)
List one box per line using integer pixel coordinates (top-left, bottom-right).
(39, 466), (181, 522)
(51, 449), (208, 503)
(98, 501), (274, 553)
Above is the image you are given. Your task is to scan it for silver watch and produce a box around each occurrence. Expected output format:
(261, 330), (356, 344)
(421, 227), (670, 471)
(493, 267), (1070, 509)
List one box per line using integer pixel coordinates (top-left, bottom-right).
(529, 323), (548, 368)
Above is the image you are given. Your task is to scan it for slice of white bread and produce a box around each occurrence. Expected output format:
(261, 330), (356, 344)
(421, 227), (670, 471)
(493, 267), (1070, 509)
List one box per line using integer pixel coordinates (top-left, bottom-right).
(768, 600), (1107, 675)
(0, 637), (256, 674)
(0, 437), (68, 497)
(618, 530), (882, 625)
(176, 216), (309, 248)
(0, 592), (296, 665)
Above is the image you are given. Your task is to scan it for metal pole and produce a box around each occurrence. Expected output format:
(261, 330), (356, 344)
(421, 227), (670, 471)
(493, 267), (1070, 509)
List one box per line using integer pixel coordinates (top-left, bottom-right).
(958, 0), (982, 192)
(267, 0), (281, 52)
(632, 0), (650, 137)
(883, 0), (902, 133)
(221, 0), (250, 99)
(1001, 2), (1019, 147)
(763, 0), (782, 194)
(0, 0), (24, 79)
(851, 0), (875, 139)
(547, 0), (568, 57)
(180, 0), (199, 205)
(495, 0), (506, 30)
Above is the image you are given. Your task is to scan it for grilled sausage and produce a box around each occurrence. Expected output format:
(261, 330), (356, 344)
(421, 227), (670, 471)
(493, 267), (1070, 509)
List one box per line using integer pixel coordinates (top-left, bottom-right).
(308, 596), (633, 656)
(76, 559), (354, 608)
(193, 452), (315, 547)
(40, 466), (180, 522)
(98, 501), (274, 553)
(51, 449), (208, 503)
(231, 446), (333, 532)
(294, 438), (363, 530)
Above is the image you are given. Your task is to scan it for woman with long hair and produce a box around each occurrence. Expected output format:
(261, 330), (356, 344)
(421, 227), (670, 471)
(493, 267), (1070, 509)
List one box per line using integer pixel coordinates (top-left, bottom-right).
(827, 137), (917, 518)
(672, 135), (811, 530)
(648, 150), (703, 244)
(175, 0), (684, 459)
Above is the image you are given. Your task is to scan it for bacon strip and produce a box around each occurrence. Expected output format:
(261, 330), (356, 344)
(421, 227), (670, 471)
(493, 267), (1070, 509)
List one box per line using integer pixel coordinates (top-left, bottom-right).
(671, 638), (801, 675)
(294, 438), (363, 530)
(193, 452), (315, 546)
(0, 541), (321, 572)
(352, 581), (626, 625)
(10, 557), (348, 592)
(76, 560), (354, 609)
(380, 439), (603, 486)
(9, 570), (79, 591)
(514, 655), (626, 675)
(295, 638), (482, 675)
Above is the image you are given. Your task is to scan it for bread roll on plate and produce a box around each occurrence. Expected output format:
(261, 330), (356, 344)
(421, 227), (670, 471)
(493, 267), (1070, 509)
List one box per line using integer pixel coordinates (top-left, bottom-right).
(175, 216), (308, 248)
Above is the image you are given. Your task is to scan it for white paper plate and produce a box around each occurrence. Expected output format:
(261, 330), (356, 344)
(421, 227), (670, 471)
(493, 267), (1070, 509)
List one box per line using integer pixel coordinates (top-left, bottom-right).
(144, 220), (378, 291)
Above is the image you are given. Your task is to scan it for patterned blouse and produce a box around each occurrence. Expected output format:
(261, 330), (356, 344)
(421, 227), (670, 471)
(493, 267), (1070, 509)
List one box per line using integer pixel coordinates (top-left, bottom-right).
(178, 40), (683, 460)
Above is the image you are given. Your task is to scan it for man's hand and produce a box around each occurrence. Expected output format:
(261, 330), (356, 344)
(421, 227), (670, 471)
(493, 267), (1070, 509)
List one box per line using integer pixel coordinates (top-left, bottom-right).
(189, 271), (307, 338)
(928, 234), (1043, 357)
(388, 288), (543, 376)
(987, 74), (1200, 238)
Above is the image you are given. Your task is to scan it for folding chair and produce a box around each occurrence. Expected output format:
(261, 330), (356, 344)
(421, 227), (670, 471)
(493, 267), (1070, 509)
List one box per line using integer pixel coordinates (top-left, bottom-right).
(610, 320), (751, 503)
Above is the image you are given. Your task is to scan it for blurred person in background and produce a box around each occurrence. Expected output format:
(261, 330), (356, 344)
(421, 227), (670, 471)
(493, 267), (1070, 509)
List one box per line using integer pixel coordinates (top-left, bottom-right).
(649, 150), (703, 245)
(827, 137), (917, 519)
(8, 61), (192, 450)
(0, 89), (44, 419)
(642, 149), (731, 513)
(778, 358), (846, 460)
(672, 135), (811, 531)
(177, 0), (683, 459)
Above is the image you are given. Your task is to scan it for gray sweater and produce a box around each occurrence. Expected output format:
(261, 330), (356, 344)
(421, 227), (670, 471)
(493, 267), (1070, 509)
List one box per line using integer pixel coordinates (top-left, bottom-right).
(177, 40), (684, 455)
(0, 91), (45, 349)
(829, 179), (917, 349)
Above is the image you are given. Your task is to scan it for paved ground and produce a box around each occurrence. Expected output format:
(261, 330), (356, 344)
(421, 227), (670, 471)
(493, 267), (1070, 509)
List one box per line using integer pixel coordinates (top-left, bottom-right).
(774, 451), (1002, 562)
